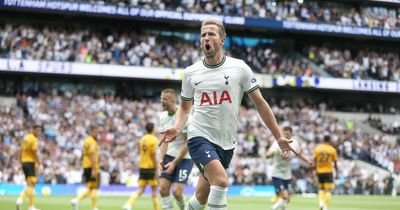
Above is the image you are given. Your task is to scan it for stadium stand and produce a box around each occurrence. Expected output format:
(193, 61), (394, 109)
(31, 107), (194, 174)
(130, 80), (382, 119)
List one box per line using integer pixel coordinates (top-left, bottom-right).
(1, 22), (399, 81)
(1, 91), (399, 195)
(65, 0), (400, 30)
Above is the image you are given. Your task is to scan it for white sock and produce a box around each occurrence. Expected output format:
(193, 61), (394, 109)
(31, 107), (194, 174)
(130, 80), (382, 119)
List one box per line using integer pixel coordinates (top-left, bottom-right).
(161, 196), (174, 210)
(319, 200), (325, 208)
(272, 198), (284, 210)
(207, 186), (228, 210)
(280, 199), (288, 210)
(176, 196), (185, 210)
(186, 195), (206, 210)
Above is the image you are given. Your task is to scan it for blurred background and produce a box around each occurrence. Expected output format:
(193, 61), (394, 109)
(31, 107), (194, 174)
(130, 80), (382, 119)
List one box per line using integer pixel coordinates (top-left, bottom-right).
(0, 0), (399, 201)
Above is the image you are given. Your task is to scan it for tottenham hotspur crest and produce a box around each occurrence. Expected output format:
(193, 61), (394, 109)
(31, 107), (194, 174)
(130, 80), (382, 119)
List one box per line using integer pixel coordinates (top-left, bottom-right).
(224, 75), (229, 85)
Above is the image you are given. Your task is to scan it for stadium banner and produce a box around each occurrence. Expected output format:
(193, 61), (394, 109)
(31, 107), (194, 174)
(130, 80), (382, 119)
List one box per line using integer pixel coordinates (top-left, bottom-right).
(273, 74), (400, 93)
(281, 21), (400, 38)
(0, 184), (275, 196)
(0, 58), (273, 87)
(1, 0), (400, 39)
(0, 58), (184, 80)
(371, 0), (400, 3)
(0, 0), (245, 25)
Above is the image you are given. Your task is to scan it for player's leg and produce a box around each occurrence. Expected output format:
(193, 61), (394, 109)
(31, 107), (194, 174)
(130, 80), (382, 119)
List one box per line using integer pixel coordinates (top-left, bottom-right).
(123, 182), (146, 210)
(319, 173), (334, 210)
(26, 182), (37, 210)
(173, 159), (193, 210)
(24, 163), (39, 210)
(17, 163), (30, 210)
(72, 168), (92, 210)
(271, 177), (288, 210)
(317, 173), (326, 210)
(90, 176), (100, 210)
(203, 160), (228, 210)
(159, 155), (175, 210)
(323, 181), (335, 210)
(186, 174), (209, 210)
(324, 188), (332, 208)
(187, 137), (232, 210)
(128, 185), (145, 204)
(172, 183), (186, 210)
(151, 184), (161, 210)
(16, 185), (27, 210)
(159, 178), (174, 210)
(279, 190), (289, 210)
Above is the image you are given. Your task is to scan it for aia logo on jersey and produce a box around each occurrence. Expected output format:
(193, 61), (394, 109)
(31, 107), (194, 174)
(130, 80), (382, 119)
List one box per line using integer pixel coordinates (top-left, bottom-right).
(200, 90), (232, 106)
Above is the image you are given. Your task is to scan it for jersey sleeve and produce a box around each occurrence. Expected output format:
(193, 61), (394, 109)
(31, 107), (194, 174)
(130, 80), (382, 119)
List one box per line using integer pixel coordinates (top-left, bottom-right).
(333, 148), (338, 161)
(31, 138), (38, 152)
(151, 138), (158, 154)
(241, 61), (260, 94)
(313, 148), (318, 160)
(180, 69), (194, 101)
(291, 139), (301, 154)
(269, 141), (279, 153)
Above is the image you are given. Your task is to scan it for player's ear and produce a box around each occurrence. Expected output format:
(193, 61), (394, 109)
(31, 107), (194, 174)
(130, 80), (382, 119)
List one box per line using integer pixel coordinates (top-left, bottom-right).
(220, 37), (225, 46)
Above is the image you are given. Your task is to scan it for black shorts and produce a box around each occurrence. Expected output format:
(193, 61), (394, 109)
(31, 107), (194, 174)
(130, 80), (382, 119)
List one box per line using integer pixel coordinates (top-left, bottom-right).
(22, 162), (36, 177)
(83, 168), (99, 183)
(317, 173), (333, 184)
(139, 168), (156, 180)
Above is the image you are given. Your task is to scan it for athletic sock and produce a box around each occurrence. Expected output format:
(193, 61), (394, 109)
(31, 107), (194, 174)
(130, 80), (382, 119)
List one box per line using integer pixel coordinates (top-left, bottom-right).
(272, 198), (283, 210)
(91, 189), (99, 209)
(26, 186), (35, 207)
(176, 196), (185, 210)
(77, 189), (91, 201)
(152, 196), (160, 210)
(161, 196), (173, 210)
(127, 192), (139, 205)
(186, 195), (206, 210)
(207, 186), (228, 210)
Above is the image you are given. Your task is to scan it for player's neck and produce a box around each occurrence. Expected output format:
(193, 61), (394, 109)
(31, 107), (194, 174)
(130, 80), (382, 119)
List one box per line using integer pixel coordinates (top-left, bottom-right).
(167, 106), (177, 116)
(204, 53), (225, 66)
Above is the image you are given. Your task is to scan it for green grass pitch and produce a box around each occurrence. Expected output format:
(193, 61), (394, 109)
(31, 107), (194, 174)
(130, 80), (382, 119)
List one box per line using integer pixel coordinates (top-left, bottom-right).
(1, 195), (399, 210)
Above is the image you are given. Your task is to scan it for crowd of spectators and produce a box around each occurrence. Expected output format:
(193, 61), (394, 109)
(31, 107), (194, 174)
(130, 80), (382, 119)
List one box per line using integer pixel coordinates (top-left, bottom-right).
(0, 23), (314, 76)
(1, 91), (399, 194)
(2, 22), (400, 81)
(368, 116), (400, 135)
(306, 45), (400, 81)
(73, 0), (400, 30)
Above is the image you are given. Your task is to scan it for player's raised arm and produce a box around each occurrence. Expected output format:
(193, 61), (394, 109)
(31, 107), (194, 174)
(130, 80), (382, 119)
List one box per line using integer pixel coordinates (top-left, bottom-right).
(247, 89), (295, 160)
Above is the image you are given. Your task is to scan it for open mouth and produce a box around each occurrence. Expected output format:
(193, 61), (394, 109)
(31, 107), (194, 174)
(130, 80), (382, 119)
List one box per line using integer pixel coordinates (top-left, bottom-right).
(205, 44), (211, 51)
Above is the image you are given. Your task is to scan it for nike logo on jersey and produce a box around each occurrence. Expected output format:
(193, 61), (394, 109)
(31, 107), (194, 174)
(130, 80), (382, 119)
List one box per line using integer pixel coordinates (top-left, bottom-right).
(195, 81), (203, 86)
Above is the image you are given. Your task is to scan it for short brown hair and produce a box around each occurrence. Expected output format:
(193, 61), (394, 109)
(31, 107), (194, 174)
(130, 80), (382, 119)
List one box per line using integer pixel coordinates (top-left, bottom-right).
(161, 88), (178, 97)
(201, 20), (226, 38)
(283, 126), (293, 133)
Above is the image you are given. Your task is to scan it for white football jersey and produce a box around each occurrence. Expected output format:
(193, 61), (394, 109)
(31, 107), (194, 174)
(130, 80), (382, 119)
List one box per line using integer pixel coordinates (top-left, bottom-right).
(181, 56), (260, 150)
(159, 111), (191, 159)
(270, 138), (300, 180)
